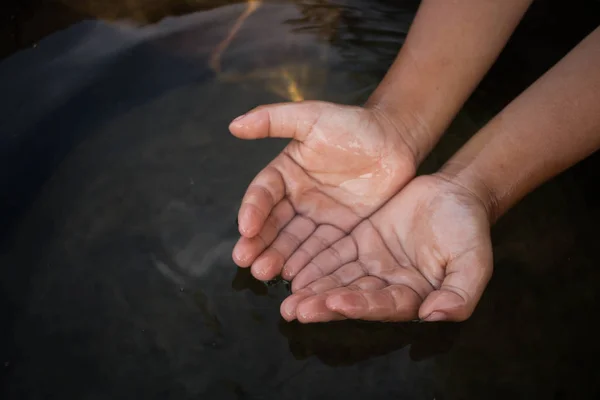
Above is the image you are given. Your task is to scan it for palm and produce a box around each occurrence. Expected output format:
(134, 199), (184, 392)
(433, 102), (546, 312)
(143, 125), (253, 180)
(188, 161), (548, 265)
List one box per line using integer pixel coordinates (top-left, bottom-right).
(279, 175), (494, 323)
(230, 101), (417, 281)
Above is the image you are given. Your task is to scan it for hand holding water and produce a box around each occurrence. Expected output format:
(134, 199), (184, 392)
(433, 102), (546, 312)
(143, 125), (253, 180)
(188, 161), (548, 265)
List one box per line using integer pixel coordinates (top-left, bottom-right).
(228, 0), (533, 283)
(277, 27), (600, 323)
(278, 175), (494, 323)
(227, 1), (600, 324)
(229, 101), (418, 281)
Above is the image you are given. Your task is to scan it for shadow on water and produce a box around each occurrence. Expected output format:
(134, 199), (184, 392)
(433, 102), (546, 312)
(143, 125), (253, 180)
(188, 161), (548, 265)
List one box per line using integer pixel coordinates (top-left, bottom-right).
(232, 267), (458, 367)
(1, 0), (600, 399)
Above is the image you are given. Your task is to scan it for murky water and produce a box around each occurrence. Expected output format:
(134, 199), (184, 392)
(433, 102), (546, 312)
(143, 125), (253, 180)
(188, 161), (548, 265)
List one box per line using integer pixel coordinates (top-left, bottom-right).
(1, 1), (600, 399)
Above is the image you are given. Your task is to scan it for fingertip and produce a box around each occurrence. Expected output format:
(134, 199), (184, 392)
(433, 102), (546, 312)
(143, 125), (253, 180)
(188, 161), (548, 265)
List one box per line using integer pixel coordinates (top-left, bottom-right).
(421, 311), (448, 322)
(295, 296), (345, 323)
(281, 266), (293, 281)
(419, 290), (470, 322)
(292, 297), (315, 323)
(232, 239), (255, 268)
(229, 109), (269, 139)
(281, 253), (307, 283)
(250, 258), (280, 282)
(281, 265), (300, 283)
(238, 205), (263, 238)
(280, 297), (298, 321)
(238, 223), (258, 239)
(280, 312), (296, 322)
(295, 303), (316, 323)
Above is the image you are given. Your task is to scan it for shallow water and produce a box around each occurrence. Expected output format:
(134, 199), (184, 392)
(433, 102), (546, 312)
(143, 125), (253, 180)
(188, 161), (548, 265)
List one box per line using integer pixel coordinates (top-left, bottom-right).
(1, 1), (600, 399)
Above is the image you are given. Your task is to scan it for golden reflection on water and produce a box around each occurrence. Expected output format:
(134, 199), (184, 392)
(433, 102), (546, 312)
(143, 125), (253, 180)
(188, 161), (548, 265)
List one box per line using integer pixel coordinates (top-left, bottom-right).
(207, 1), (343, 102)
(279, 68), (304, 102)
(51, 0), (347, 102)
(209, 0), (311, 102)
(209, 0), (262, 73)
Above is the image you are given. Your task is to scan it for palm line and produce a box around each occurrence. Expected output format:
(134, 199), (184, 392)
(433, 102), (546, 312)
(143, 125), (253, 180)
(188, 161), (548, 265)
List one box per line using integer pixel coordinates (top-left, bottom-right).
(362, 217), (432, 301)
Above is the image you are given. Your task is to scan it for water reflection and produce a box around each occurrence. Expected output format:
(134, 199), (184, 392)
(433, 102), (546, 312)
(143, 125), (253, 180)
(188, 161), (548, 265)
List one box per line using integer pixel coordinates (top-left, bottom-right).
(0, 2), (445, 398)
(209, 0), (262, 73)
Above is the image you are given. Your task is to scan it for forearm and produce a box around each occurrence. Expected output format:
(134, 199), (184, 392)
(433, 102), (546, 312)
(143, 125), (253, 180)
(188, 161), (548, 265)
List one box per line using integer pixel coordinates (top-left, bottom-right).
(439, 27), (600, 222)
(366, 0), (532, 163)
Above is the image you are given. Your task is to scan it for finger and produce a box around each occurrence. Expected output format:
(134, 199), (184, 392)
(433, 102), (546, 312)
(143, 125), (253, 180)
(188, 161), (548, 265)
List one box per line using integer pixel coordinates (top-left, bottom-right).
(232, 200), (295, 269)
(280, 266), (378, 322)
(294, 294), (347, 323)
(229, 101), (325, 142)
(250, 216), (316, 281)
(295, 276), (388, 323)
(291, 236), (358, 292)
(419, 243), (493, 322)
(238, 166), (286, 238)
(325, 284), (422, 322)
(304, 261), (370, 293)
(280, 287), (317, 322)
(281, 225), (346, 281)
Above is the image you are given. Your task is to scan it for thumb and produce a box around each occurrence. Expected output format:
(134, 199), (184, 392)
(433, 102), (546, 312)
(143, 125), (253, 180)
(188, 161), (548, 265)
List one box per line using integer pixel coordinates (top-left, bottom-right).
(229, 101), (327, 142)
(418, 243), (493, 322)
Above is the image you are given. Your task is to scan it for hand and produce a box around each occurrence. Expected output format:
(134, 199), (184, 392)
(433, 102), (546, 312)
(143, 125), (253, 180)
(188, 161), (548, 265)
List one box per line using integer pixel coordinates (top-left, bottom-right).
(279, 174), (494, 323)
(230, 101), (423, 281)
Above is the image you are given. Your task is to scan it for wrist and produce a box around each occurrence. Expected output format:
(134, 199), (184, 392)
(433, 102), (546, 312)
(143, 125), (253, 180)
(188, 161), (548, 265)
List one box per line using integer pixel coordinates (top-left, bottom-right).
(367, 100), (436, 167)
(434, 161), (501, 224)
(364, 63), (465, 166)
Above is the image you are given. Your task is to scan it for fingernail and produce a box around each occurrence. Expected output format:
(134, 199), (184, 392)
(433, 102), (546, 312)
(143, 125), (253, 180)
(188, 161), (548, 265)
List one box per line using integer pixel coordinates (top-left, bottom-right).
(232, 113), (246, 122)
(423, 311), (447, 322)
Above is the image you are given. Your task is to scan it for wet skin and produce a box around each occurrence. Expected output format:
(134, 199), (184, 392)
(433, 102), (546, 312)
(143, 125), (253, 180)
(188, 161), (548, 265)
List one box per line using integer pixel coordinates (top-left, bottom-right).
(230, 101), (419, 282)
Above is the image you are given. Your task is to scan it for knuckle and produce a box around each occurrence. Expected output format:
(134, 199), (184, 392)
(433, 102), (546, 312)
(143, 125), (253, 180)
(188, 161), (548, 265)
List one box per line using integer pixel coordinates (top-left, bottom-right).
(279, 230), (302, 250)
(309, 260), (327, 278)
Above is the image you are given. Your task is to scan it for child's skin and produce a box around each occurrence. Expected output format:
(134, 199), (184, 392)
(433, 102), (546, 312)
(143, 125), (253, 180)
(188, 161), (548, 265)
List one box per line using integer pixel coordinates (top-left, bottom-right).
(228, 0), (600, 323)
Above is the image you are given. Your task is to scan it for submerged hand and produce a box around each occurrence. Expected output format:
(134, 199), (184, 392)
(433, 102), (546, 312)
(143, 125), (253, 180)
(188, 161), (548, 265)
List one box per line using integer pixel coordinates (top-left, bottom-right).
(279, 174), (494, 323)
(229, 101), (422, 281)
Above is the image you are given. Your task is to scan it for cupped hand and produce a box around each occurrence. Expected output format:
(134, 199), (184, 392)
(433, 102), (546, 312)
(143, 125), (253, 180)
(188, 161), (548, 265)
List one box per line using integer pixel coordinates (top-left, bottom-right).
(230, 101), (421, 281)
(279, 174), (494, 323)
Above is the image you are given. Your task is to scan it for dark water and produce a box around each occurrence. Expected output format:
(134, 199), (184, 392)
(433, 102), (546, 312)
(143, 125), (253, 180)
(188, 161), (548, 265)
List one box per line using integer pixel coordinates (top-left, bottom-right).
(1, 1), (600, 399)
